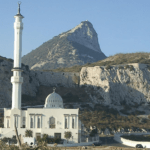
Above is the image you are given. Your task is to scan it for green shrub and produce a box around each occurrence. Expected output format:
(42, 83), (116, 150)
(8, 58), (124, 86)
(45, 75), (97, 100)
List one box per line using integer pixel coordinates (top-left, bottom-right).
(25, 129), (33, 137)
(105, 65), (112, 70)
(90, 129), (97, 137)
(147, 65), (150, 70)
(118, 66), (124, 69)
(1, 137), (17, 144)
(64, 131), (72, 142)
(36, 135), (62, 144)
(129, 65), (134, 71)
(124, 65), (130, 69)
(120, 109), (129, 115)
(124, 65), (134, 71)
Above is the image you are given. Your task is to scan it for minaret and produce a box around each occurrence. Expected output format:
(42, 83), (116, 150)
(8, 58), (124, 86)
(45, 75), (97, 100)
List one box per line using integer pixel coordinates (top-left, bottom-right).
(11, 2), (24, 109)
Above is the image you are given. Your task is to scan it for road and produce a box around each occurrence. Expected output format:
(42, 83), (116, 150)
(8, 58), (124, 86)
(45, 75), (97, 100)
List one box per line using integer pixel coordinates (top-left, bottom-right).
(99, 137), (133, 148)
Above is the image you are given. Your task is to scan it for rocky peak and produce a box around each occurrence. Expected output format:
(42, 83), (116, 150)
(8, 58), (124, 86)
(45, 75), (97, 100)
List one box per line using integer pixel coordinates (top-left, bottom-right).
(60, 21), (101, 53)
(22, 21), (106, 71)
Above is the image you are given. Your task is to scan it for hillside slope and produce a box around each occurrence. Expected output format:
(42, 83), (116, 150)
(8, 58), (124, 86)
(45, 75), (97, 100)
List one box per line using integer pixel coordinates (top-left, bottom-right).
(51, 52), (150, 72)
(22, 21), (106, 71)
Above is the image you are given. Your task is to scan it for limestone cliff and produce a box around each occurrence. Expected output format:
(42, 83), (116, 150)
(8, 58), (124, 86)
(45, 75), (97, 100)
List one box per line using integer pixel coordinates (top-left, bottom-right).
(1, 55), (150, 108)
(80, 63), (150, 105)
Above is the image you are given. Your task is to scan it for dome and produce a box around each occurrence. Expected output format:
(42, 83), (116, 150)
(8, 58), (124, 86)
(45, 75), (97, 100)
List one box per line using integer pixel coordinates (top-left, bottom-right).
(44, 88), (63, 109)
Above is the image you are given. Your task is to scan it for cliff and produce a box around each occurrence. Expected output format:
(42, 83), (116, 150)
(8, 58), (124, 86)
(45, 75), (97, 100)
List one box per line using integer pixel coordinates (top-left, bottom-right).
(0, 58), (79, 108)
(80, 63), (150, 105)
(1, 55), (150, 108)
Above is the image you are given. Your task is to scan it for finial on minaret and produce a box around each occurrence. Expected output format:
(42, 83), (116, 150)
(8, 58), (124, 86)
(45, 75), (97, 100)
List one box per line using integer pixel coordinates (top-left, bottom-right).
(17, 1), (21, 14)
(53, 87), (56, 93)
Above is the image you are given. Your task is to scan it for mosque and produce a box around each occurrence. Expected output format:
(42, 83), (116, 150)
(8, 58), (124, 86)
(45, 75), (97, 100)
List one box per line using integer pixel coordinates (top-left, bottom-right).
(0, 3), (81, 143)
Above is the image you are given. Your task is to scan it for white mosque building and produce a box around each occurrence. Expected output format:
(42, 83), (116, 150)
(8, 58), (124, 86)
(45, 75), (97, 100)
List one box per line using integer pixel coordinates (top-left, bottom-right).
(0, 3), (82, 143)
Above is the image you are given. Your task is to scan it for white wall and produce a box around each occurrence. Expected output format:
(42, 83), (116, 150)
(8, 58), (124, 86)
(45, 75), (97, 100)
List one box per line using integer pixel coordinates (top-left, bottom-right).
(23, 137), (35, 146)
(114, 133), (150, 148)
(2, 108), (80, 143)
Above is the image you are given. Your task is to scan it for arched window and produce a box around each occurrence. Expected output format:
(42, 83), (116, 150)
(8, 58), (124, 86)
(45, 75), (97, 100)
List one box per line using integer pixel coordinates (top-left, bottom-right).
(37, 117), (40, 128)
(72, 118), (74, 129)
(49, 117), (55, 128)
(30, 118), (33, 128)
(65, 118), (67, 129)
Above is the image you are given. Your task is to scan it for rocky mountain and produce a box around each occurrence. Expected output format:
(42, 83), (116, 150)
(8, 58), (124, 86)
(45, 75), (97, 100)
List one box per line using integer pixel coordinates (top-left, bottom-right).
(22, 21), (106, 71)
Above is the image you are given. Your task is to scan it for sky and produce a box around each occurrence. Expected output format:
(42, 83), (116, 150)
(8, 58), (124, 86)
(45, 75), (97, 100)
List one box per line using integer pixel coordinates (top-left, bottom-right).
(0, 0), (150, 59)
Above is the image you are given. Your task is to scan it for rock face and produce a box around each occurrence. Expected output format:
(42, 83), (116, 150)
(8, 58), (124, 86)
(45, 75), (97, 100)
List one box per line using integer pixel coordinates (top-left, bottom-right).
(0, 59), (39, 107)
(22, 21), (106, 71)
(0, 59), (79, 108)
(1, 55), (150, 108)
(80, 63), (150, 105)
(63, 21), (101, 53)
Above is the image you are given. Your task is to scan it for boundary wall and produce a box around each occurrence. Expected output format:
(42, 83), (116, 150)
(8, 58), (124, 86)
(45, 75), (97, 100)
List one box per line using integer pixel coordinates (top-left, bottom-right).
(114, 132), (150, 148)
(47, 141), (98, 147)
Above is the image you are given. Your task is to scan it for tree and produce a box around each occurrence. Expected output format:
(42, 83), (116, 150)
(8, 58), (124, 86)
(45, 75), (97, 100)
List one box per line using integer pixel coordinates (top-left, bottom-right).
(25, 129), (33, 137)
(14, 121), (21, 149)
(64, 131), (72, 143)
(89, 129), (97, 137)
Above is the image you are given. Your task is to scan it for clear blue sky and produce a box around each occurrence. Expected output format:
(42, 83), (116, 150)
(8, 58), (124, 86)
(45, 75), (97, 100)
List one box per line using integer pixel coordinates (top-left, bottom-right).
(0, 0), (150, 59)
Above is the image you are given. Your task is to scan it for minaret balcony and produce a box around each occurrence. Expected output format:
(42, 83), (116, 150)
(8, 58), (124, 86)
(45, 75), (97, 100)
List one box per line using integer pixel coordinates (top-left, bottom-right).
(11, 68), (23, 72)
(14, 22), (23, 29)
(11, 76), (23, 83)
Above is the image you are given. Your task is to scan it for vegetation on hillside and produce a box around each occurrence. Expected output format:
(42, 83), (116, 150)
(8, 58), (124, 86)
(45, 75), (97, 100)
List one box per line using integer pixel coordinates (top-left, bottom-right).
(22, 86), (90, 106)
(79, 104), (150, 131)
(0, 55), (13, 63)
(49, 52), (150, 72)
(21, 85), (150, 132)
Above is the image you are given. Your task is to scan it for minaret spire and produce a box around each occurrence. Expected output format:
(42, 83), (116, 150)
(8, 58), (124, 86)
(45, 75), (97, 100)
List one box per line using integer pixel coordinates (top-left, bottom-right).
(11, 3), (24, 109)
(17, 1), (21, 14)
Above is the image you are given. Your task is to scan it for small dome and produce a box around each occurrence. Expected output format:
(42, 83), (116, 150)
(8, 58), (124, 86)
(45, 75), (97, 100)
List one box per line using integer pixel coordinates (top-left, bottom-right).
(44, 88), (63, 109)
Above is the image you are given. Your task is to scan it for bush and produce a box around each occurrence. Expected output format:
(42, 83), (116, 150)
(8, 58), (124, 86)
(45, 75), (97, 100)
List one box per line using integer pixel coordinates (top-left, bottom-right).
(36, 135), (62, 144)
(120, 109), (129, 115)
(118, 66), (124, 69)
(64, 131), (72, 142)
(124, 65), (130, 69)
(25, 129), (33, 137)
(147, 65), (150, 70)
(129, 65), (134, 71)
(89, 129), (97, 137)
(105, 65), (112, 70)
(124, 65), (134, 71)
(1, 137), (17, 144)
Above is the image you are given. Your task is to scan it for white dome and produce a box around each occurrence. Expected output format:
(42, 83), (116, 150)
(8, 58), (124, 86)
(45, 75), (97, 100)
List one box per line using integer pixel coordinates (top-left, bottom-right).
(44, 90), (63, 109)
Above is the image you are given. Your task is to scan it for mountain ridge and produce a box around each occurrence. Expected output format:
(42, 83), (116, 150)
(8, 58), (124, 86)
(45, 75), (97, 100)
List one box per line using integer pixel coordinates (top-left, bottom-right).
(22, 21), (106, 71)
